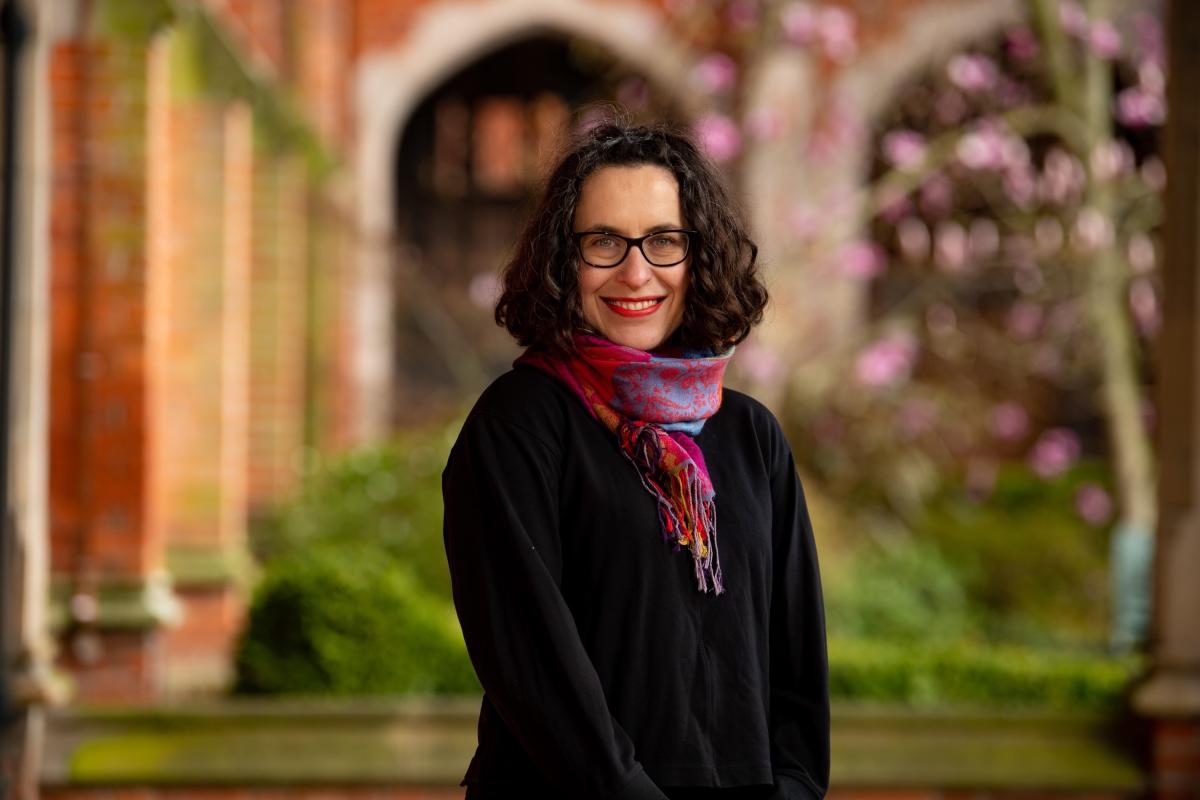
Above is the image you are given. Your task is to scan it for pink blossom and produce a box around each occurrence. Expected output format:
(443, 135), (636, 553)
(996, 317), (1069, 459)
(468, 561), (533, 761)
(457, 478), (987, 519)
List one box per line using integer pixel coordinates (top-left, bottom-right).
(876, 186), (912, 223)
(1128, 233), (1156, 274)
(616, 77), (649, 111)
(898, 398), (937, 438)
(726, 0), (761, 32)
(1003, 165), (1038, 210)
(839, 240), (886, 279)
(1089, 139), (1134, 181)
(935, 89), (968, 126)
(968, 218), (1000, 261)
(1129, 277), (1160, 337)
(1075, 483), (1114, 526)
(694, 113), (742, 163)
(780, 1), (818, 45)
(787, 203), (821, 243)
(897, 217), (931, 262)
(925, 303), (958, 338)
(994, 76), (1032, 108)
(1005, 300), (1043, 340)
(1088, 20), (1122, 58)
(881, 129), (927, 170)
(854, 331), (919, 388)
(956, 121), (1027, 171)
(1139, 61), (1165, 96)
(947, 54), (998, 92)
(1116, 86), (1166, 127)
(817, 6), (858, 63)
(468, 272), (502, 309)
(806, 94), (864, 160)
(1005, 26), (1040, 61)
(934, 220), (968, 272)
(692, 52), (738, 94)
(1058, 0), (1089, 37)
(1027, 426), (1082, 478)
(1132, 11), (1164, 68)
(1141, 156), (1167, 192)
(919, 173), (954, 218)
(989, 401), (1030, 440)
(1070, 206), (1115, 252)
(1040, 148), (1086, 206)
(1034, 216), (1065, 255)
(734, 339), (785, 384)
(746, 107), (785, 141)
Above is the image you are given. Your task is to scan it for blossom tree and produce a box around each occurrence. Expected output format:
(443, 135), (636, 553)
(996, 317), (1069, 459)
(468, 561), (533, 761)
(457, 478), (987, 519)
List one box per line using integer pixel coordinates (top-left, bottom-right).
(668, 0), (1164, 651)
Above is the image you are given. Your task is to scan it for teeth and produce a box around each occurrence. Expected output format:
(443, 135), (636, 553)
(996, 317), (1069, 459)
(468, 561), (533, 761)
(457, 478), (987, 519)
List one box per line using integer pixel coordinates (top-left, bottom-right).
(607, 298), (662, 311)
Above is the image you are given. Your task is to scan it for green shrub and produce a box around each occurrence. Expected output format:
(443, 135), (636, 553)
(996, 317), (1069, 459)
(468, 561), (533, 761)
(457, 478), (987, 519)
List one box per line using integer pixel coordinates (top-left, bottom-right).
(824, 535), (975, 643)
(915, 459), (1113, 645)
(250, 415), (465, 603)
(232, 541), (480, 696)
(828, 637), (1143, 710)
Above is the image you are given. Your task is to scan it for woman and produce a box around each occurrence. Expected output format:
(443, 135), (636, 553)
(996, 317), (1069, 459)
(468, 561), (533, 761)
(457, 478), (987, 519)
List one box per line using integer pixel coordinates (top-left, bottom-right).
(442, 119), (829, 800)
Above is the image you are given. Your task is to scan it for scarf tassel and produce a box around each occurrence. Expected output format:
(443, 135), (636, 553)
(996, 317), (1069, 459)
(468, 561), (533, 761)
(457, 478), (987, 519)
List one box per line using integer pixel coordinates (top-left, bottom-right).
(620, 423), (725, 595)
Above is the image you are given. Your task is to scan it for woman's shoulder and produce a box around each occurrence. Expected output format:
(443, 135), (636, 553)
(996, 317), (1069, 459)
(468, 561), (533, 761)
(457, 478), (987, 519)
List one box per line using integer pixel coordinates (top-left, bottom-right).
(460, 364), (574, 445)
(717, 386), (792, 464)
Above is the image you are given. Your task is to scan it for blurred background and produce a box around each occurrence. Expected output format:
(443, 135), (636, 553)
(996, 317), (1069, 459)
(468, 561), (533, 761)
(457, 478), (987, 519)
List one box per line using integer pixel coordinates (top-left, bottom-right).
(2, 0), (1198, 798)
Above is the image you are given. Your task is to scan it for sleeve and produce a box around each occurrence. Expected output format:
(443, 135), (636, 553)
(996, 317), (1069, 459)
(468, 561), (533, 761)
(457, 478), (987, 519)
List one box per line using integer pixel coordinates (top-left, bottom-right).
(442, 411), (670, 800)
(766, 425), (831, 800)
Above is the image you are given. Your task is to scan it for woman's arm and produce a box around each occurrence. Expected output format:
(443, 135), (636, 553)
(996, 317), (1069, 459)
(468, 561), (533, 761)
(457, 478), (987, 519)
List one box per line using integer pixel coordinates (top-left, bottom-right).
(442, 410), (670, 800)
(766, 428), (831, 800)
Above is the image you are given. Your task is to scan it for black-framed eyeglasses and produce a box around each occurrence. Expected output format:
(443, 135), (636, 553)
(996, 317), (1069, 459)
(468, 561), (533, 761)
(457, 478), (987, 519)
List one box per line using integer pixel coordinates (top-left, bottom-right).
(571, 229), (698, 268)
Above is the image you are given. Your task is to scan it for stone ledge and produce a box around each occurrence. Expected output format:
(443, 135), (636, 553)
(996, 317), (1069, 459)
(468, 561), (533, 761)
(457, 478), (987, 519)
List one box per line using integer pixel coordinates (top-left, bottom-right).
(48, 570), (183, 633)
(41, 698), (1148, 791)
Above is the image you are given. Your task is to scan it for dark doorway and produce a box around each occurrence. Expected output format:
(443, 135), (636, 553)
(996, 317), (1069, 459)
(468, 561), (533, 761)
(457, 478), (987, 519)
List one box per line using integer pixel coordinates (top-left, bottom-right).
(390, 33), (684, 426)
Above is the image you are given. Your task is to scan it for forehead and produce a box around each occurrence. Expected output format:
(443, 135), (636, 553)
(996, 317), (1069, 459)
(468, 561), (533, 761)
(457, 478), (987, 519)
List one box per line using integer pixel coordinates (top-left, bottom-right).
(573, 164), (682, 229)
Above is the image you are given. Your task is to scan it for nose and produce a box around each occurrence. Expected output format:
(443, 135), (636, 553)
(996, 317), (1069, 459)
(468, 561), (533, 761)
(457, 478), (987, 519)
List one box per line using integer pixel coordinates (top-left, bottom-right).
(615, 246), (653, 289)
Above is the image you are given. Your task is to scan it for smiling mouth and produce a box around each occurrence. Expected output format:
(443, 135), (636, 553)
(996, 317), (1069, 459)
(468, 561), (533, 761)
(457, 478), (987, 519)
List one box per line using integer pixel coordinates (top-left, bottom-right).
(603, 297), (665, 311)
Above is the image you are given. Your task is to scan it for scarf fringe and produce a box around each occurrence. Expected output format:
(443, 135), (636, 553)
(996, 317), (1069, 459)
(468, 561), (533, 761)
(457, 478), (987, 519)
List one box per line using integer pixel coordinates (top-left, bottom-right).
(620, 422), (725, 595)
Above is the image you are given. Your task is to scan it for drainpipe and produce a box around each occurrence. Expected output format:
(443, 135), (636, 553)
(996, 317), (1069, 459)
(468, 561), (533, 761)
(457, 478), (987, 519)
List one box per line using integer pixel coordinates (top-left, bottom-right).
(1, 0), (30, 793)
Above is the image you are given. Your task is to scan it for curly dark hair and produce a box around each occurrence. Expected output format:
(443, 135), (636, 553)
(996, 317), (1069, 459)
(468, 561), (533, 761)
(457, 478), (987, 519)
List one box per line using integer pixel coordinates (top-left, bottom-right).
(494, 115), (768, 355)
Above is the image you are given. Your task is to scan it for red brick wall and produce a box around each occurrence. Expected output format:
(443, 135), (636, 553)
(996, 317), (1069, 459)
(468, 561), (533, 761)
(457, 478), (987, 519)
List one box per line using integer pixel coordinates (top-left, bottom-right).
(48, 35), (161, 581)
(246, 154), (310, 512)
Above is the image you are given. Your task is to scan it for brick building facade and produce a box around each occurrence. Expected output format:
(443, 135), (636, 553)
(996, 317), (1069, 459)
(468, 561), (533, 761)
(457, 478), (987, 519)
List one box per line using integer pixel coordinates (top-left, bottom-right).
(3, 0), (1198, 797)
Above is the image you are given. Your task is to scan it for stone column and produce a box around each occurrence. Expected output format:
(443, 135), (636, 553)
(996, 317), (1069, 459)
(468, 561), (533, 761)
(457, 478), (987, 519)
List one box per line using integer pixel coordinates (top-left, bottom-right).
(1131, 2), (1200, 798)
(46, 1), (181, 703)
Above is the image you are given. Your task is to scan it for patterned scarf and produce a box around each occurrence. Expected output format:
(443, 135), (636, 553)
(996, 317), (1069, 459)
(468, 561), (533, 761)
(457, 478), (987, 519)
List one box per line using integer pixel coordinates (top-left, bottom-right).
(515, 331), (734, 594)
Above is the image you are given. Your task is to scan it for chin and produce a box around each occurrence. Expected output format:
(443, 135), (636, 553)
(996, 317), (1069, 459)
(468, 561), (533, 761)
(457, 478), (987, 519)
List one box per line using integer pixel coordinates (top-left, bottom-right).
(600, 326), (670, 352)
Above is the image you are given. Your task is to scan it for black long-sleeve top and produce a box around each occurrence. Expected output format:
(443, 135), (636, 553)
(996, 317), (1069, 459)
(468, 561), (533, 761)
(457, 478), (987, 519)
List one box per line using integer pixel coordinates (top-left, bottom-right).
(441, 364), (830, 800)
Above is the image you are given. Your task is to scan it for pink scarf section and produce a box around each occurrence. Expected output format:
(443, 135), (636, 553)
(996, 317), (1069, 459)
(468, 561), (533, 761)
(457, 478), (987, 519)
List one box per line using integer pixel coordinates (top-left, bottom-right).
(514, 331), (734, 594)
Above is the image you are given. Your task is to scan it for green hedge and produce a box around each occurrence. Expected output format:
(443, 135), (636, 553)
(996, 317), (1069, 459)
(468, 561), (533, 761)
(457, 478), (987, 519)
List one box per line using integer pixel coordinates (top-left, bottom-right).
(232, 541), (480, 696)
(828, 637), (1144, 710)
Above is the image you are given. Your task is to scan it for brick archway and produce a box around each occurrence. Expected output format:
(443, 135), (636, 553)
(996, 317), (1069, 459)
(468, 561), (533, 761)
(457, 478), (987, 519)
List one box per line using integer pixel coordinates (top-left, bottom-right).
(349, 0), (701, 441)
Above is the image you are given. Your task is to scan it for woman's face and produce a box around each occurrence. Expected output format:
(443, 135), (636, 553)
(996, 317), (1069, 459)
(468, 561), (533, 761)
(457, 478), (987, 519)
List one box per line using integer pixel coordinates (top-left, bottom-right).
(573, 164), (689, 352)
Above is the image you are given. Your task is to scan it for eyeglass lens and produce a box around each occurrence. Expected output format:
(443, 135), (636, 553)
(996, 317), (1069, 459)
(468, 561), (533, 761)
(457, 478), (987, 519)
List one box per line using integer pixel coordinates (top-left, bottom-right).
(578, 231), (689, 267)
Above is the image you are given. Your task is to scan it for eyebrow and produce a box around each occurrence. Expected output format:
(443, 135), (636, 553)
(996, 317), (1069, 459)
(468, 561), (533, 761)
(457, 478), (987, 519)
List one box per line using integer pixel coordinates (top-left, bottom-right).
(580, 223), (684, 235)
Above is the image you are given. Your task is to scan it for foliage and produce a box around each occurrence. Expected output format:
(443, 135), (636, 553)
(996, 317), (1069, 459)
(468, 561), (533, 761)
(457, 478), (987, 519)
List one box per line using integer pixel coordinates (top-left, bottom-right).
(232, 540), (480, 696)
(250, 414), (466, 603)
(915, 458), (1114, 645)
(827, 636), (1144, 710)
(823, 535), (976, 644)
